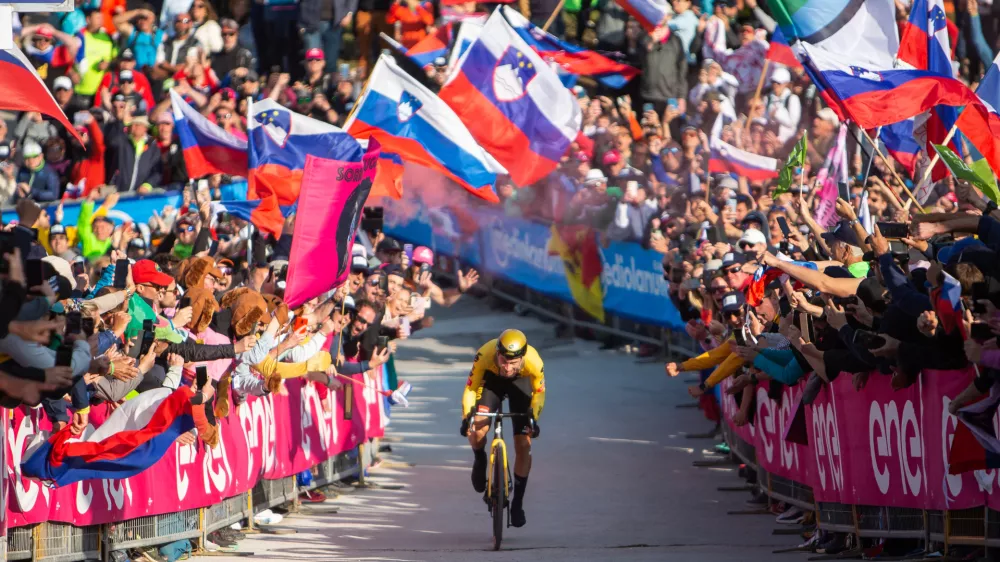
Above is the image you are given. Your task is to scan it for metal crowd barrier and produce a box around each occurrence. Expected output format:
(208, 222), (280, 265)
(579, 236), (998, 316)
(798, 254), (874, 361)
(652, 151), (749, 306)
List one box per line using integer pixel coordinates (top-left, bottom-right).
(458, 259), (1000, 552)
(725, 424), (999, 551)
(5, 449), (365, 561)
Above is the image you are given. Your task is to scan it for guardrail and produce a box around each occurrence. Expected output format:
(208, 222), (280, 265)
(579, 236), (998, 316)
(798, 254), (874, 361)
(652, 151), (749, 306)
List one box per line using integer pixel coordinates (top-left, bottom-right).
(6, 450), (365, 561)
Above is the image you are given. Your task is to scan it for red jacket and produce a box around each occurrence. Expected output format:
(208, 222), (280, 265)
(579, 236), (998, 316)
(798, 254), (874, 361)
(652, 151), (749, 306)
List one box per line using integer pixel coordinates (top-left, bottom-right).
(70, 119), (106, 193)
(93, 69), (156, 110)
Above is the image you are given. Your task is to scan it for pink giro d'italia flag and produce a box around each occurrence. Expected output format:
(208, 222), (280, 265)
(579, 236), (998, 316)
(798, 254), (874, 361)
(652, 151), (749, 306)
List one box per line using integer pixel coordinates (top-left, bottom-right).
(283, 139), (381, 308)
(170, 89), (248, 178)
(438, 9), (581, 187)
(708, 140), (778, 182)
(0, 46), (83, 145)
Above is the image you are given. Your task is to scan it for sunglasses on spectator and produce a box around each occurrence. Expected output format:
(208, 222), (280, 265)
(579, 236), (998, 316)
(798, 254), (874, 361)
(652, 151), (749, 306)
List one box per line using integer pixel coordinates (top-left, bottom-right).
(354, 316), (370, 326)
(176, 17), (191, 23)
(178, 224), (196, 232)
(710, 286), (728, 293)
(723, 266), (742, 275)
(121, 78), (134, 83)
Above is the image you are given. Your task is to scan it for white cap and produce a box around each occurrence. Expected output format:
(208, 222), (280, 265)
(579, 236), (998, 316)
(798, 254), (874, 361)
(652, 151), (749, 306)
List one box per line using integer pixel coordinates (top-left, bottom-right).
(351, 242), (367, 258)
(816, 107), (840, 127)
(41, 255), (76, 290)
(53, 76), (73, 91)
(771, 67), (791, 85)
(22, 141), (42, 158)
(584, 169), (607, 184)
(738, 228), (767, 247)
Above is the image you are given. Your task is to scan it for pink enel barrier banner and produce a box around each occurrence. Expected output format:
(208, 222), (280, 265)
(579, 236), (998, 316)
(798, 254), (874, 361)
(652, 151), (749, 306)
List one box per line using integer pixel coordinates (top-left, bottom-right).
(721, 369), (1000, 511)
(4, 371), (386, 528)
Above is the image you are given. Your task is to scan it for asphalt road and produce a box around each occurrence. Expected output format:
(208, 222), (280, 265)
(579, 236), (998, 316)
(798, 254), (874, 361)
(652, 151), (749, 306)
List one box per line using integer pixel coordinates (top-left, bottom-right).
(202, 298), (811, 561)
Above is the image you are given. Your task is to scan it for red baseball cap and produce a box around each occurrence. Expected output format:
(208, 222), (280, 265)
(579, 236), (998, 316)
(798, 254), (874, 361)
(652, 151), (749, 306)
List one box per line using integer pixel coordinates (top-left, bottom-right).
(132, 259), (174, 287)
(305, 48), (325, 61)
(34, 27), (53, 39)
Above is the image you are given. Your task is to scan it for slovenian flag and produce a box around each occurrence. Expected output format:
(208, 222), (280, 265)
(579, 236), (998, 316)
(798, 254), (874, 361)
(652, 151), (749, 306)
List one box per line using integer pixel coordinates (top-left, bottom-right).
(614, 0), (669, 32)
(21, 388), (198, 487)
(170, 90), (248, 179)
(248, 98), (364, 236)
(766, 27), (801, 69)
(932, 270), (965, 336)
(438, 10), (581, 187)
(896, 0), (963, 181)
(406, 23), (452, 68)
(347, 54), (505, 201)
(501, 7), (639, 90)
(880, 119), (921, 178)
(708, 140), (779, 182)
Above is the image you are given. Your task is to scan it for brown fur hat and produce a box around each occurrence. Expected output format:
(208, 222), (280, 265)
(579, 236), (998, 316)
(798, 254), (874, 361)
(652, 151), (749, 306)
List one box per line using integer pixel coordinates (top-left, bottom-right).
(184, 256), (224, 290)
(262, 294), (289, 326)
(185, 286), (219, 334)
(223, 288), (267, 338)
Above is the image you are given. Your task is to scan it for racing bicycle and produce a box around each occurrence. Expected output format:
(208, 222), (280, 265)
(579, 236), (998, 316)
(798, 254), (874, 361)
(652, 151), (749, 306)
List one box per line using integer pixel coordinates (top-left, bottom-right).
(472, 410), (533, 551)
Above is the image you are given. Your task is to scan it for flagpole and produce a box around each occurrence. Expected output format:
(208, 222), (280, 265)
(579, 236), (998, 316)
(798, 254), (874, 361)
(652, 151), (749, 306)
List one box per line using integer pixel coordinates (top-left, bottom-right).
(541, 0), (566, 32)
(753, 60), (771, 103)
(858, 127), (925, 213)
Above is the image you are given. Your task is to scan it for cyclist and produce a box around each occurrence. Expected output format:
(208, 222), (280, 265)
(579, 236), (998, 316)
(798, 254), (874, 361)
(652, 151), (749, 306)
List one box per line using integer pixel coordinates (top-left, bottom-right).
(460, 329), (544, 528)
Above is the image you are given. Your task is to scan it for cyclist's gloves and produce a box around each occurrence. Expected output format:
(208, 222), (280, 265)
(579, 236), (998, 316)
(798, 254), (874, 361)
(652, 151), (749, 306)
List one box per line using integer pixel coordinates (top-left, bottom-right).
(460, 416), (471, 437)
(531, 420), (540, 439)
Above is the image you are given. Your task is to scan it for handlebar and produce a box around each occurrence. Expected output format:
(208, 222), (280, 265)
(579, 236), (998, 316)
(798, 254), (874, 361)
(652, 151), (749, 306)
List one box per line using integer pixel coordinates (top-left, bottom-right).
(471, 412), (533, 419)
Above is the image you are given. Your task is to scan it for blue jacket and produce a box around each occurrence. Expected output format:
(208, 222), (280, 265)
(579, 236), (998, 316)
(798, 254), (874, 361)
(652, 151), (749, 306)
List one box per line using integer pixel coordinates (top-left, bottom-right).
(16, 163), (60, 202)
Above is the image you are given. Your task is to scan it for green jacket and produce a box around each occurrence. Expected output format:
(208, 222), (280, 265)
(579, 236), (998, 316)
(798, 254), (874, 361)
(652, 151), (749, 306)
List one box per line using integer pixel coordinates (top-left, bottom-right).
(125, 293), (157, 341)
(77, 201), (114, 261)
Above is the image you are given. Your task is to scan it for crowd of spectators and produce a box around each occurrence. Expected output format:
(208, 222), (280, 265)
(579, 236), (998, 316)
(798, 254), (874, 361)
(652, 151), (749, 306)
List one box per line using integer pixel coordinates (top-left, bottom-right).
(7, 0), (1000, 556)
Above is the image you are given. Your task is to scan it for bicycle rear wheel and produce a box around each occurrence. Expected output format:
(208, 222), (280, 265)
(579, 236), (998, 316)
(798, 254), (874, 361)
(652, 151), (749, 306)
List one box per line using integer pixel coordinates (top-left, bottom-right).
(491, 444), (505, 551)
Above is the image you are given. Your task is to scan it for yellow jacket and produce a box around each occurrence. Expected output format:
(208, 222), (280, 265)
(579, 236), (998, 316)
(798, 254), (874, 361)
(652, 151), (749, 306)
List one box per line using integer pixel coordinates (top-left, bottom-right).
(255, 351), (332, 380)
(679, 338), (746, 389)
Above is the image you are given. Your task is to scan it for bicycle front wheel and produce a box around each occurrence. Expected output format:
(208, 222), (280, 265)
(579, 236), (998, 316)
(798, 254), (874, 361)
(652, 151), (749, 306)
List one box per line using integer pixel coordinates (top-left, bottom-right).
(491, 444), (505, 551)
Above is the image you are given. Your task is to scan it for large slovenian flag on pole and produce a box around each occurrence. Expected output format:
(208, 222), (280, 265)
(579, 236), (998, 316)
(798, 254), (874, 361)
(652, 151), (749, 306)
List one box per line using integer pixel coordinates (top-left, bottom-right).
(708, 140), (779, 182)
(501, 7), (638, 90)
(170, 90), (248, 178)
(21, 388), (198, 487)
(614, 0), (669, 32)
(438, 9), (582, 188)
(794, 42), (983, 130)
(896, 0), (962, 181)
(347, 54), (505, 202)
(774, 0), (982, 131)
(0, 46), (83, 145)
(248, 98), (364, 237)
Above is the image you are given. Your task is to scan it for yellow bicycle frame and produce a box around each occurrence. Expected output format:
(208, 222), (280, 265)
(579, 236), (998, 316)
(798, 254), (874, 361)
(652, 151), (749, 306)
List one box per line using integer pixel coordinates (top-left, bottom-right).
(485, 435), (509, 501)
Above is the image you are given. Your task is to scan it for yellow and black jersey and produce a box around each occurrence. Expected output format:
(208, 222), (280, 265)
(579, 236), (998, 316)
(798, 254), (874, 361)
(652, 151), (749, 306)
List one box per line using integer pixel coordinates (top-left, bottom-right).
(461, 339), (545, 420)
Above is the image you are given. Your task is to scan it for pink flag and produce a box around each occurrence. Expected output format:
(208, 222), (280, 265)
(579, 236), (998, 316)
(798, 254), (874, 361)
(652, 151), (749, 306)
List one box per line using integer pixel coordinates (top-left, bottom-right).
(284, 139), (381, 308)
(813, 125), (848, 228)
